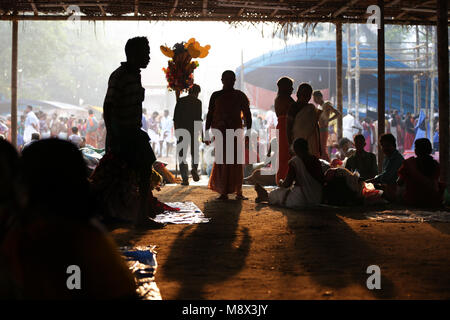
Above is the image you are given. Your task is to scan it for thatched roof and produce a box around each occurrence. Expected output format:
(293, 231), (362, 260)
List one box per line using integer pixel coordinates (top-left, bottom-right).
(0, 1), (447, 25)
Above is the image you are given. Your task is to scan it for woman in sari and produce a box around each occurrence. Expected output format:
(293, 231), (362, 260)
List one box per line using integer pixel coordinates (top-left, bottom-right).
(205, 70), (252, 200)
(255, 138), (324, 208)
(287, 83), (322, 159)
(274, 77), (295, 183)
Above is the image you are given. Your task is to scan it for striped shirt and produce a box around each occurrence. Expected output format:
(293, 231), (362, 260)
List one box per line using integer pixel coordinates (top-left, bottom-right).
(103, 62), (145, 133)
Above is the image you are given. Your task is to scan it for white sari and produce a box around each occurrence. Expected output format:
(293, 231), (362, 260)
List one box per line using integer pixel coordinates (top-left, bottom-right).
(268, 156), (323, 209)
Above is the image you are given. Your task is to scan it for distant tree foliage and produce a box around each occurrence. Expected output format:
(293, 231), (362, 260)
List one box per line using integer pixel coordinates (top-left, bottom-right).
(0, 21), (122, 106)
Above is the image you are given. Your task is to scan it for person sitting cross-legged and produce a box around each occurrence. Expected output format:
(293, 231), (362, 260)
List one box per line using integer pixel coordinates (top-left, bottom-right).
(254, 138), (324, 209)
(345, 133), (378, 181)
(366, 133), (404, 202)
(397, 138), (445, 207)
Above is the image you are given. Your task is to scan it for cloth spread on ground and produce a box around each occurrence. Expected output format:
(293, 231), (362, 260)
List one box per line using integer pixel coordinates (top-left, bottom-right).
(119, 246), (162, 300)
(152, 201), (209, 224)
(365, 210), (450, 223)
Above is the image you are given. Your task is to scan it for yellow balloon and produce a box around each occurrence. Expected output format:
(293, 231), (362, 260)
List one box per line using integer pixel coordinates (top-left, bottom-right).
(198, 45), (210, 58)
(160, 45), (174, 58)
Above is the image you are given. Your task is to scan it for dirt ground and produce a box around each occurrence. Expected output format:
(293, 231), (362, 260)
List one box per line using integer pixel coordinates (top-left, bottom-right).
(109, 185), (450, 300)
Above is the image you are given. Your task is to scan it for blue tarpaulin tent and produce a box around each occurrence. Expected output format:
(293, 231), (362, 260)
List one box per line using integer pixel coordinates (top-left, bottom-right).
(236, 40), (437, 117)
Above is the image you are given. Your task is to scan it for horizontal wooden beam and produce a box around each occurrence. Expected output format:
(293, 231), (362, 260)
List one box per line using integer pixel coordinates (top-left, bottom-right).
(0, 13), (444, 25)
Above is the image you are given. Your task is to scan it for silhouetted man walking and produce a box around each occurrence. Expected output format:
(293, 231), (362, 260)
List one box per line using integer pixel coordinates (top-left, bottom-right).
(173, 84), (202, 185)
(103, 37), (159, 228)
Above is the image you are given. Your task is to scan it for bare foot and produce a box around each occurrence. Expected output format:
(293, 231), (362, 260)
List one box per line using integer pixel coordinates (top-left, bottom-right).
(254, 183), (269, 202)
(236, 194), (248, 200)
(217, 194), (228, 200)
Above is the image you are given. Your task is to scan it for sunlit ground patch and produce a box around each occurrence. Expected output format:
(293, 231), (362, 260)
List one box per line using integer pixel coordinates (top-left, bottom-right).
(153, 201), (210, 224)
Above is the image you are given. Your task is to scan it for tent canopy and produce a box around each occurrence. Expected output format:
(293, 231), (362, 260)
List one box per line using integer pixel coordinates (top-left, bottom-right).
(236, 40), (438, 115)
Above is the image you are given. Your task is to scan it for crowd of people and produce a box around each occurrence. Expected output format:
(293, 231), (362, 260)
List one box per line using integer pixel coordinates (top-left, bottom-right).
(247, 77), (445, 209)
(0, 107), (107, 150)
(0, 36), (447, 299)
(340, 109), (439, 157)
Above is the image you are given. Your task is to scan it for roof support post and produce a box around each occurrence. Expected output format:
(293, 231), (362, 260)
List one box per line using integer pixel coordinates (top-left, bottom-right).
(377, 0), (385, 170)
(437, 0), (449, 185)
(11, 19), (18, 149)
(336, 22), (343, 140)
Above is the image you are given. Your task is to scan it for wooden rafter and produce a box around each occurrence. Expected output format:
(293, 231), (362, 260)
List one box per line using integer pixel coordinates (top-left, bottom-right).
(217, 1), (291, 11)
(238, 2), (248, 17)
(134, 0), (139, 16)
(98, 5), (106, 16)
(333, 0), (360, 17)
(299, 0), (328, 16)
(270, 0), (283, 17)
(386, 0), (402, 8)
(202, 0), (208, 16)
(396, 0), (434, 20)
(169, 0), (178, 16)
(28, 0), (38, 16)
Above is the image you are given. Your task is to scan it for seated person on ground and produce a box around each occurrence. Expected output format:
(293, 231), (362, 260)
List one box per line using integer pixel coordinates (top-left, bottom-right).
(366, 133), (404, 202)
(323, 167), (364, 206)
(254, 138), (324, 209)
(397, 138), (444, 207)
(335, 137), (356, 163)
(345, 134), (378, 181)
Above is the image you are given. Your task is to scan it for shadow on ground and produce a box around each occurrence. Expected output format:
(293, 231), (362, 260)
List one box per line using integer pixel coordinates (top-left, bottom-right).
(266, 204), (396, 298)
(162, 198), (251, 299)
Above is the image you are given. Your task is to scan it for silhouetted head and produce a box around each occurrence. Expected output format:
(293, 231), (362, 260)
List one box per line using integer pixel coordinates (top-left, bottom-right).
(293, 138), (309, 158)
(25, 105), (33, 114)
(277, 77), (293, 95)
(338, 138), (352, 153)
(379, 133), (396, 156)
(71, 127), (78, 134)
(312, 90), (324, 105)
(125, 37), (150, 69)
(31, 133), (40, 141)
(164, 109), (169, 117)
(414, 138), (432, 157)
(296, 83), (313, 104)
(88, 109), (94, 115)
(189, 84), (201, 97)
(353, 134), (366, 153)
(221, 70), (236, 90)
(21, 139), (92, 219)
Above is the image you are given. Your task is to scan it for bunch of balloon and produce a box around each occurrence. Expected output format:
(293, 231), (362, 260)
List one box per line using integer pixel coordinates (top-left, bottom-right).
(161, 38), (210, 100)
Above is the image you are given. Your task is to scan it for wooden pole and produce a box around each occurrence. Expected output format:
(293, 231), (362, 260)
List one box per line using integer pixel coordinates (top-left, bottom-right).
(336, 22), (343, 140)
(437, 0), (449, 184)
(429, 27), (436, 146)
(346, 24), (352, 116)
(11, 20), (18, 149)
(355, 23), (360, 123)
(377, 0), (385, 170)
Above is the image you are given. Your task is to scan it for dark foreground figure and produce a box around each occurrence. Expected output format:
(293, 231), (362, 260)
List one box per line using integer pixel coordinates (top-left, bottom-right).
(0, 139), (136, 299)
